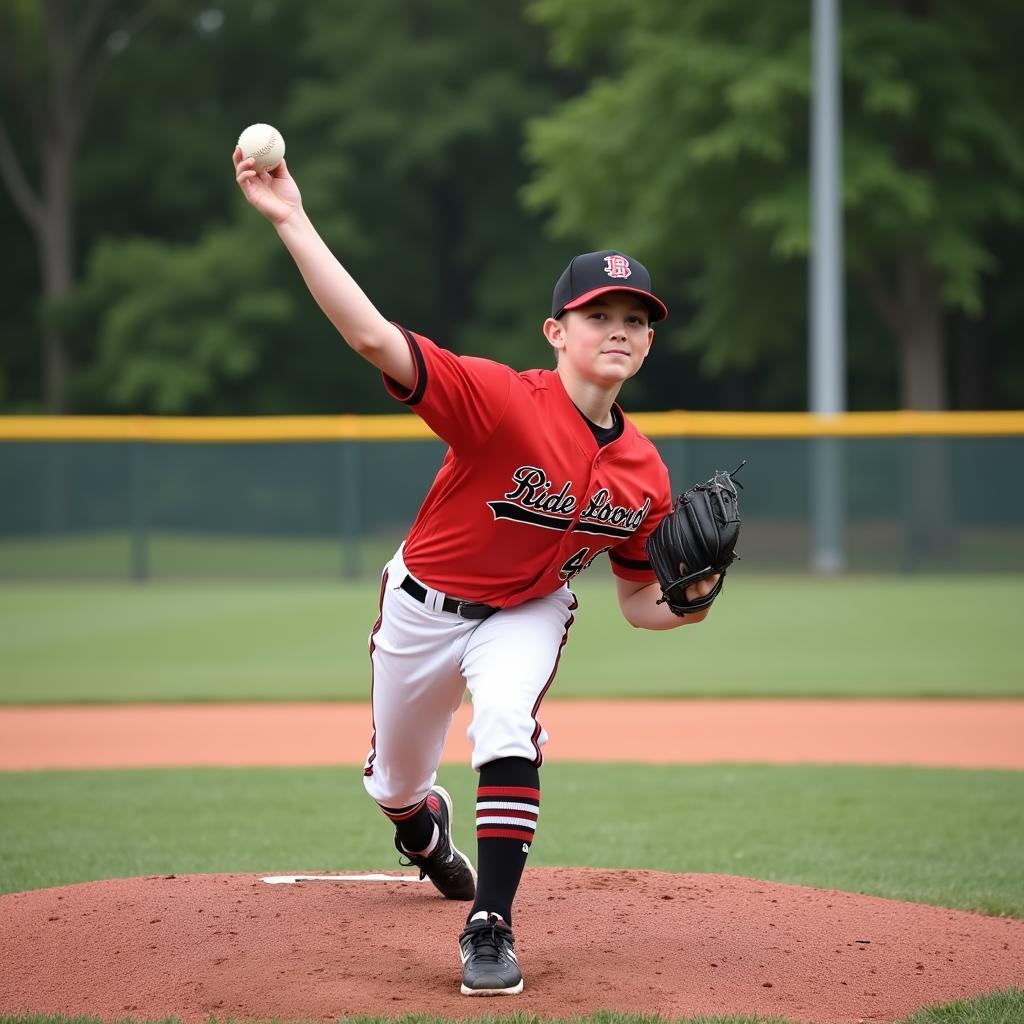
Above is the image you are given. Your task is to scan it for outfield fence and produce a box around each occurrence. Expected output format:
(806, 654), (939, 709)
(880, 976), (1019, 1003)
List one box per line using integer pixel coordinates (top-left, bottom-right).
(2, 412), (1022, 580)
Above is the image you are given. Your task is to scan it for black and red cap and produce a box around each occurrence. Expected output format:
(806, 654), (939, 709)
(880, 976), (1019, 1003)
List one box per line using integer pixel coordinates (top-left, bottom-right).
(552, 249), (668, 323)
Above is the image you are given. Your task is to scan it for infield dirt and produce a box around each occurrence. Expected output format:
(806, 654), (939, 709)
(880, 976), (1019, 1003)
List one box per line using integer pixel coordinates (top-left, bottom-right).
(2, 868), (1023, 1024)
(2, 698), (1023, 769)
(2, 698), (1022, 1022)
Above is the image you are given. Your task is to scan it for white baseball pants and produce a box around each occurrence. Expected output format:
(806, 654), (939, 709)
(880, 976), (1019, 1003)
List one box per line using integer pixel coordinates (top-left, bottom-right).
(362, 545), (577, 811)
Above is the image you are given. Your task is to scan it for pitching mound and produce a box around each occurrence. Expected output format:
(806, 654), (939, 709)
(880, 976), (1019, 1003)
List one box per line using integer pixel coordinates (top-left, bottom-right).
(1, 867), (1021, 1024)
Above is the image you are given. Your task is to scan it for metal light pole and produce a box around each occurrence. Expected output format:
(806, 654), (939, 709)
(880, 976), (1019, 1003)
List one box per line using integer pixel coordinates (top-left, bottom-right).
(810, 0), (846, 572)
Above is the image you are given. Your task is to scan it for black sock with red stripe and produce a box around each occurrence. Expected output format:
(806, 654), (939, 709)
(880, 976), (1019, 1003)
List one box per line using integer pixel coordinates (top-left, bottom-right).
(382, 797), (434, 854)
(469, 756), (539, 926)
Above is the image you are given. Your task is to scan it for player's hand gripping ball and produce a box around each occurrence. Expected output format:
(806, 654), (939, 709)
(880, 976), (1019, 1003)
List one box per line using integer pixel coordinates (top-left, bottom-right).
(645, 464), (745, 616)
(237, 123), (286, 172)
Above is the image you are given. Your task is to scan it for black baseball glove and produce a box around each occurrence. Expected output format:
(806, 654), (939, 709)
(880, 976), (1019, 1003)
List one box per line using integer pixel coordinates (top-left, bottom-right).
(644, 464), (744, 616)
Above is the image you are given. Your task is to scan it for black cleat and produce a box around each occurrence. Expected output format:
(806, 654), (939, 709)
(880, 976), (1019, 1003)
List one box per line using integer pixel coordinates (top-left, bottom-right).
(395, 785), (476, 901)
(459, 913), (523, 996)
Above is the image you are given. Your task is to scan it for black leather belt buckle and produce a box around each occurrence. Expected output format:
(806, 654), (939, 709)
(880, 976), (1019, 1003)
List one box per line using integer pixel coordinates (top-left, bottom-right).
(451, 599), (497, 621)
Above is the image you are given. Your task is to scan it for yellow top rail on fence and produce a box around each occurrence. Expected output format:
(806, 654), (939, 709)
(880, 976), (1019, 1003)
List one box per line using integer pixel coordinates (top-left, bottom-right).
(0, 411), (1022, 442)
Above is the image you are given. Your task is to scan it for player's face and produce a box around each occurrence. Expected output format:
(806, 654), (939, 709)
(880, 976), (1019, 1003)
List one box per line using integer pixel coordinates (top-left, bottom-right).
(554, 294), (654, 386)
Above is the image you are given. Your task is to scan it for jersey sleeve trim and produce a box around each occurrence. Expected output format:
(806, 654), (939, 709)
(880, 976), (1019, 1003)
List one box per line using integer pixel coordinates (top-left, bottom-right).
(609, 550), (652, 571)
(382, 325), (428, 406)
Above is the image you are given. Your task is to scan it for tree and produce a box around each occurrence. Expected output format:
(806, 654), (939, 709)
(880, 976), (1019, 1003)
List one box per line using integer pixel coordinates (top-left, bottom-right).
(524, 0), (1024, 410)
(42, 0), (566, 414)
(285, 1), (565, 370)
(71, 222), (294, 412)
(63, 0), (318, 414)
(0, 0), (168, 412)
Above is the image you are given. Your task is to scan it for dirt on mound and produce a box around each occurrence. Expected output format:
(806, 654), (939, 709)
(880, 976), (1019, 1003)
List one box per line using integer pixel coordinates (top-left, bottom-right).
(1, 868), (1021, 1024)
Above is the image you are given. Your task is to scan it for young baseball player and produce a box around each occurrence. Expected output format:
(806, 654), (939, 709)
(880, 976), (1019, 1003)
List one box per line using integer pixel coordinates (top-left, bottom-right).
(234, 149), (720, 996)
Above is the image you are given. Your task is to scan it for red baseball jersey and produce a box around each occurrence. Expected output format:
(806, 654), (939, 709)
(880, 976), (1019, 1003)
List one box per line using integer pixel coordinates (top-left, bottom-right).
(384, 327), (673, 607)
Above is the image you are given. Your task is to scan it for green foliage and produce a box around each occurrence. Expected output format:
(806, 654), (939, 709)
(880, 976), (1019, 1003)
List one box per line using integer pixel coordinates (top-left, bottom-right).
(76, 0), (308, 241)
(283, 1), (565, 366)
(842, 5), (1024, 310)
(525, 0), (1024, 398)
(55, 0), (567, 412)
(0, 0), (48, 104)
(71, 223), (292, 412)
(3, 1), (1024, 412)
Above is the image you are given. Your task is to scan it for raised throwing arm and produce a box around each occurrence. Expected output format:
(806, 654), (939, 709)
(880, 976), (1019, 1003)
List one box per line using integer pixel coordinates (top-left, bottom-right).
(233, 148), (414, 389)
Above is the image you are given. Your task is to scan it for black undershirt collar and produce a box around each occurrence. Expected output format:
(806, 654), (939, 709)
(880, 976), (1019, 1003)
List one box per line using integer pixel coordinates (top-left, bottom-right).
(575, 403), (623, 448)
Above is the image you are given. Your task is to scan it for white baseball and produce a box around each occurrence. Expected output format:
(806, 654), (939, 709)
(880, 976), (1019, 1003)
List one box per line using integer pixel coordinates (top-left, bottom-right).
(237, 123), (286, 172)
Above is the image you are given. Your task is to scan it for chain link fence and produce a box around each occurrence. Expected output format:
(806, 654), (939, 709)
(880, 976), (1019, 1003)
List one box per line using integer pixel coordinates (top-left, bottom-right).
(2, 429), (1022, 579)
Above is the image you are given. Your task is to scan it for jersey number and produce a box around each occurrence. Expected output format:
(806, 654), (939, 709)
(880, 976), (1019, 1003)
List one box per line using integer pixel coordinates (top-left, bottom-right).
(559, 545), (610, 581)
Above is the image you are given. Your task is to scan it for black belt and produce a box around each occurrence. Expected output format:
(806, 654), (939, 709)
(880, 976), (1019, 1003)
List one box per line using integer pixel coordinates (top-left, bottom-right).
(400, 575), (499, 620)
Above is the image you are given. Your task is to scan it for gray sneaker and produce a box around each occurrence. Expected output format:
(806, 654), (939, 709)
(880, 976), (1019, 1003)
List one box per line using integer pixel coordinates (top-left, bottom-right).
(395, 785), (476, 901)
(459, 913), (523, 996)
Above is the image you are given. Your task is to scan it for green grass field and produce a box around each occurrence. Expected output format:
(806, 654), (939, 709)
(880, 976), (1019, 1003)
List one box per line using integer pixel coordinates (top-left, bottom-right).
(3, 574), (1022, 1024)
(0, 531), (404, 581)
(3, 763), (1022, 915)
(1, 763), (1022, 1024)
(1, 574), (1021, 702)
(4, 995), (1024, 1024)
